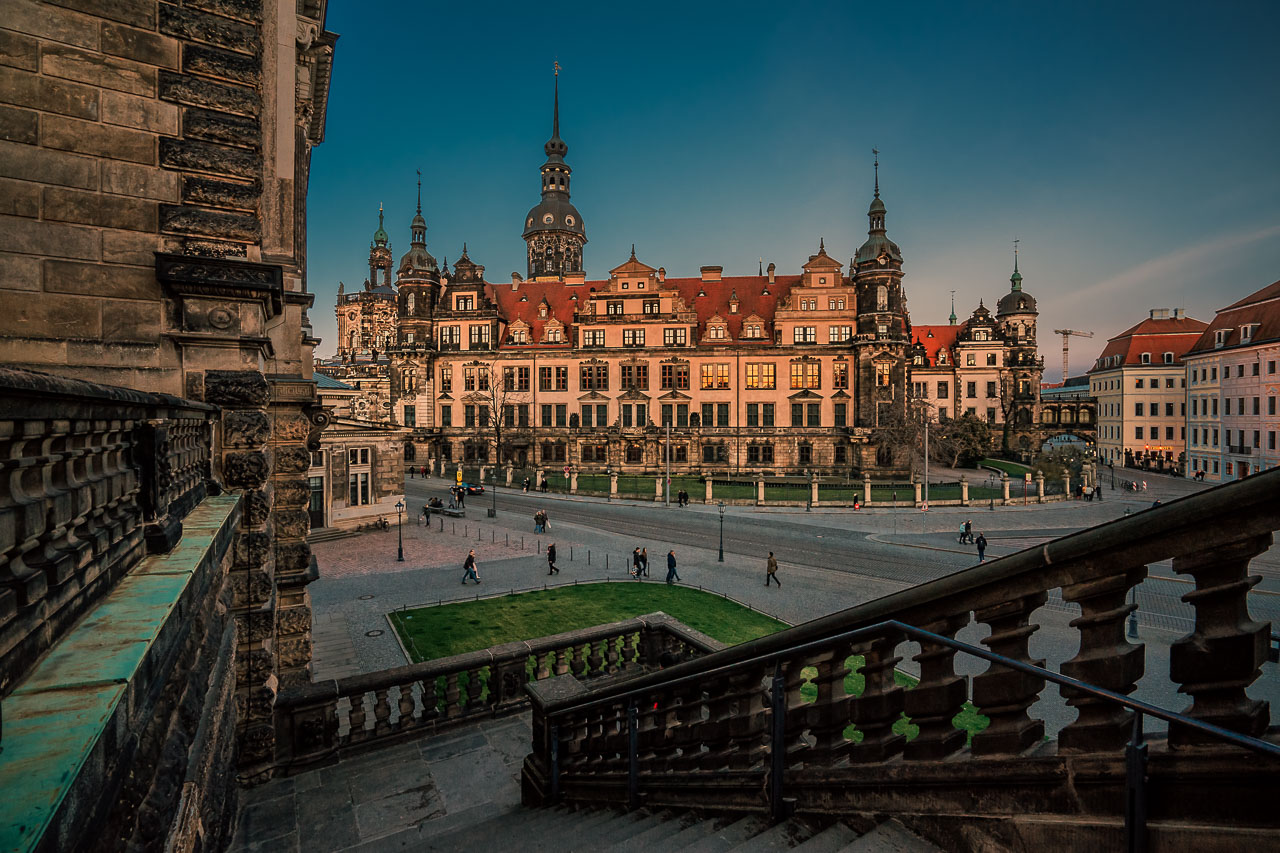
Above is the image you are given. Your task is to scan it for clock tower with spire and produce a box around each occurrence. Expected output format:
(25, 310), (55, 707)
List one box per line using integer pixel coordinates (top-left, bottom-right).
(522, 67), (587, 280)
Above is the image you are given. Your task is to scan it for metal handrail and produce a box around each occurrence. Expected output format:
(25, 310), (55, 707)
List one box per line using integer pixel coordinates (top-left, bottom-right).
(547, 617), (1280, 759)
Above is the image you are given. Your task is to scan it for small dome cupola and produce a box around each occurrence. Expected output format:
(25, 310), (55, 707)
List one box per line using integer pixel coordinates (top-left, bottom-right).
(373, 203), (389, 247)
(522, 65), (587, 279)
(854, 150), (903, 268)
(996, 240), (1038, 317)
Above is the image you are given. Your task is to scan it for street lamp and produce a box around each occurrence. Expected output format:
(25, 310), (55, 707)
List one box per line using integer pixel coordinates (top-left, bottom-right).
(605, 465), (612, 502)
(394, 499), (404, 562)
(717, 500), (726, 562)
(489, 464), (497, 518)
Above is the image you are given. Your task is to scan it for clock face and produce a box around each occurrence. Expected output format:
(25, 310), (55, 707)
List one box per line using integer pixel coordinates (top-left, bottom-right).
(877, 252), (889, 266)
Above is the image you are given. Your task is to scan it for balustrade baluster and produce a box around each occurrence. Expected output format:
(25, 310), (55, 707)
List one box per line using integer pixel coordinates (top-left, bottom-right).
(805, 644), (855, 766)
(554, 647), (569, 676)
(587, 640), (605, 677)
(696, 675), (736, 769)
(347, 692), (369, 743)
(420, 677), (440, 722)
(641, 689), (675, 771)
(782, 656), (814, 759)
(1058, 565), (1147, 752)
(537, 651), (552, 680)
(372, 687), (392, 736)
(466, 666), (486, 713)
(1170, 534), (1272, 744)
(725, 663), (772, 770)
(667, 682), (704, 771)
(571, 643), (587, 678)
(397, 683), (416, 732)
(904, 614), (971, 761)
(621, 631), (637, 670)
(848, 632), (906, 763)
(972, 592), (1047, 756)
(605, 637), (621, 674)
(443, 672), (462, 718)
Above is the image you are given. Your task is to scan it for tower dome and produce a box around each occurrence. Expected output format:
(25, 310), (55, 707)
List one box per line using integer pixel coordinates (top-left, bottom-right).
(522, 68), (587, 278)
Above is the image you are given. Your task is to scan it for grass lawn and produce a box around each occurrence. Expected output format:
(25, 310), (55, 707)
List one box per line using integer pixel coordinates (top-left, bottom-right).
(390, 584), (988, 743)
(979, 458), (1032, 476)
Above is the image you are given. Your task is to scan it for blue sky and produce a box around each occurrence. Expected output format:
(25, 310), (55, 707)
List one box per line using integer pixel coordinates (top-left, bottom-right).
(307, 0), (1280, 378)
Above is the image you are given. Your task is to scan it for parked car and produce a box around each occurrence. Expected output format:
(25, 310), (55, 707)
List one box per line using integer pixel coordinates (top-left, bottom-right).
(458, 482), (485, 495)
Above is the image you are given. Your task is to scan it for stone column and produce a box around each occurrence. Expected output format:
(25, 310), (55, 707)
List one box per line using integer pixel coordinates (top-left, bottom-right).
(570, 470), (578, 493)
(1062, 475), (1071, 499)
(505, 465), (513, 486)
(913, 481), (922, 506)
(705, 477), (713, 504)
(1035, 472), (1045, 503)
(756, 478), (765, 505)
(655, 477), (663, 500)
(1000, 472), (1011, 505)
(610, 472), (619, 498)
(960, 476), (969, 506)
(810, 476), (819, 507)
(863, 474), (872, 504)
(536, 467), (544, 488)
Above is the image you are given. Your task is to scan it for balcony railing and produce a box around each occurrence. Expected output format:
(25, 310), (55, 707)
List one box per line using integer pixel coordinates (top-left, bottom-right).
(273, 611), (722, 770)
(521, 469), (1280, 842)
(0, 368), (218, 699)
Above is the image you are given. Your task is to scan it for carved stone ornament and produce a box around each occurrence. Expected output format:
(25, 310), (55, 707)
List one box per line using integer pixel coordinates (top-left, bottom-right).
(303, 402), (331, 452)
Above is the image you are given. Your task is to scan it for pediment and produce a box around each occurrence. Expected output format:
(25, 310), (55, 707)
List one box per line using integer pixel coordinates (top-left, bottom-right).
(788, 389), (822, 400)
(658, 390), (691, 401)
(577, 390), (608, 402)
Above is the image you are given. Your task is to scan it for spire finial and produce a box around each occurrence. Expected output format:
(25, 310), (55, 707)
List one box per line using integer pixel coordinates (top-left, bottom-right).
(819, 236), (825, 252)
(949, 290), (957, 325)
(552, 62), (561, 139)
(759, 257), (763, 275)
(462, 242), (468, 258)
(630, 243), (636, 259)
(1013, 237), (1020, 272)
(378, 203), (384, 227)
(872, 148), (880, 198)
(416, 169), (422, 215)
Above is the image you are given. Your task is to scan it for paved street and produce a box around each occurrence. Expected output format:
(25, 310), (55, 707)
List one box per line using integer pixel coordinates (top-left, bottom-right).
(308, 468), (1279, 737)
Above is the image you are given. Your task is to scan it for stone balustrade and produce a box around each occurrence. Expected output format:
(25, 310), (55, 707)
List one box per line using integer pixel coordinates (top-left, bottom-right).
(521, 469), (1280, 836)
(273, 612), (722, 771)
(0, 367), (219, 698)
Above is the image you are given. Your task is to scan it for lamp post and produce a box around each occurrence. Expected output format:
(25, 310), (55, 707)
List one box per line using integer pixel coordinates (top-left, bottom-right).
(717, 500), (726, 562)
(395, 499), (404, 562)
(489, 464), (497, 518)
(805, 470), (812, 513)
(605, 465), (612, 502)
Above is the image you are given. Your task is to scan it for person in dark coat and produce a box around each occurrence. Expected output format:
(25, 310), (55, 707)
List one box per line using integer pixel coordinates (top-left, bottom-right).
(462, 549), (480, 584)
(631, 547), (643, 579)
(639, 547), (649, 577)
(547, 543), (559, 575)
(666, 550), (680, 584)
(975, 533), (988, 563)
(766, 552), (780, 587)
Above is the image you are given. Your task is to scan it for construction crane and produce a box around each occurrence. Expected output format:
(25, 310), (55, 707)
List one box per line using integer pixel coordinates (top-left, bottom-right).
(1052, 329), (1094, 383)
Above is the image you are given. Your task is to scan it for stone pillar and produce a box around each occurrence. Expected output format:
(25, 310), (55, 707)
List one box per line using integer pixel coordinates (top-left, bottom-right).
(1036, 472), (1045, 503)
(1000, 472), (1011, 505)
(610, 472), (618, 498)
(1062, 475), (1071, 499)
(960, 476), (969, 506)
(570, 470), (578, 493)
(705, 477), (713, 504)
(655, 477), (663, 499)
(756, 478), (765, 505)
(536, 467), (544, 488)
(810, 476), (819, 507)
(863, 474), (872, 504)
(913, 481), (922, 506)
(505, 465), (513, 486)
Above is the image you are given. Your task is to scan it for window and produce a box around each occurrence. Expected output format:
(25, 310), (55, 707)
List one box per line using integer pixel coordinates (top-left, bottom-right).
(1253, 397), (1260, 415)
(707, 325), (727, 340)
(583, 329), (605, 347)
(1252, 363), (1260, 376)
(744, 323), (763, 338)
(1214, 329), (1228, 348)
(876, 363), (891, 387)
(478, 406), (490, 427)
(807, 404), (820, 427)
(762, 403), (774, 426)
(541, 442), (566, 463)
(791, 403), (804, 427)
(440, 367), (452, 393)
(937, 381), (949, 399)
(664, 328), (687, 346)
(794, 326), (817, 344)
(1135, 378), (1144, 389)
(403, 406), (416, 427)
(517, 367), (530, 391)
(503, 366), (517, 392)
(504, 405), (515, 427)
(545, 326), (563, 343)
(1135, 402), (1144, 416)
(539, 366), (553, 391)
(833, 402), (847, 427)
(986, 407), (996, 422)
(621, 363), (648, 390)
(876, 286), (888, 311)
(606, 301), (623, 315)
(790, 362), (820, 389)
(717, 402), (729, 427)
(1166, 402), (1175, 417)
(623, 328), (645, 346)
(966, 354), (976, 366)
(676, 404), (689, 427)
(834, 445), (848, 464)
(747, 404), (759, 427)
(987, 353), (998, 366)
(1270, 397), (1276, 415)
(636, 299), (657, 315)
(746, 363), (776, 389)
(580, 363), (608, 391)
(580, 405), (593, 429)
(829, 325), (851, 343)
(541, 404), (553, 427)
(464, 405), (476, 428)
(1167, 427), (1176, 441)
(440, 405), (452, 427)
(556, 404), (567, 427)
(699, 363), (730, 390)
(828, 298), (845, 310)
(455, 295), (474, 310)
(469, 324), (490, 347)
(798, 443), (813, 465)
(658, 363), (689, 390)
(986, 381), (997, 397)
(1241, 324), (1259, 342)
(966, 382), (977, 398)
(833, 362), (848, 389)
(440, 325), (461, 346)
(1140, 352), (1151, 364)
(747, 444), (774, 464)
(700, 403), (712, 427)
(1135, 426), (1143, 439)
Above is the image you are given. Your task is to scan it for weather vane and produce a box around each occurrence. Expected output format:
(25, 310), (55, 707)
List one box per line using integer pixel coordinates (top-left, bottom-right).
(554, 60), (561, 76)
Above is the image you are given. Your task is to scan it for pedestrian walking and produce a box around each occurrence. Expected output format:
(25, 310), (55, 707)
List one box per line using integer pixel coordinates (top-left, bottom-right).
(631, 547), (643, 579)
(958, 523), (967, 544)
(975, 533), (987, 563)
(964, 519), (973, 544)
(462, 549), (481, 584)
(639, 547), (649, 577)
(523, 477), (530, 493)
(533, 510), (544, 533)
(421, 466), (427, 478)
(540, 478), (549, 493)
(547, 543), (559, 575)
(766, 551), (780, 587)
(409, 467), (415, 479)
(457, 488), (465, 509)
(666, 550), (680, 584)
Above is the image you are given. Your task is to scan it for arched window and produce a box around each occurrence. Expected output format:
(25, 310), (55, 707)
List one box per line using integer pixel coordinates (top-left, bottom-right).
(407, 293), (415, 313)
(876, 285), (888, 311)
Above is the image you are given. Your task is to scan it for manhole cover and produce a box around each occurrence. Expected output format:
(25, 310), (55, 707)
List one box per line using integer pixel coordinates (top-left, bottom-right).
(365, 629), (384, 637)
(358, 594), (375, 600)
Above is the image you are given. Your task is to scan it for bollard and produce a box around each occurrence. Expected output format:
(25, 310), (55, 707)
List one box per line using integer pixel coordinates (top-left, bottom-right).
(522, 536), (524, 549)
(606, 554), (609, 570)
(465, 525), (468, 537)
(570, 547), (574, 561)
(491, 530), (494, 542)
(439, 517), (444, 532)
(588, 550), (591, 565)
(478, 527), (482, 541)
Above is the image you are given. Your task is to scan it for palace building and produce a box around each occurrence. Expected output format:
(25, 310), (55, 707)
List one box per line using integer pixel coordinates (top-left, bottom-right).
(332, 76), (1046, 476)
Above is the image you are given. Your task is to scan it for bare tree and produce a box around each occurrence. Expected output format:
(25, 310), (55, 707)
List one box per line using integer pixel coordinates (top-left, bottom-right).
(474, 361), (532, 474)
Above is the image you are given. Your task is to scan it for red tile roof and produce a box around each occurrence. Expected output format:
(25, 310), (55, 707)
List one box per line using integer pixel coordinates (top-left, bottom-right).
(1188, 279), (1280, 354)
(911, 323), (964, 366)
(1089, 315), (1208, 371)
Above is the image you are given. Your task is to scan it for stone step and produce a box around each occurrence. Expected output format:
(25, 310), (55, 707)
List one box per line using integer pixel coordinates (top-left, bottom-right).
(651, 813), (737, 851)
(839, 819), (941, 853)
(730, 817), (817, 852)
(790, 821), (859, 853)
(608, 809), (702, 851)
(679, 814), (772, 853)
(593, 809), (664, 847)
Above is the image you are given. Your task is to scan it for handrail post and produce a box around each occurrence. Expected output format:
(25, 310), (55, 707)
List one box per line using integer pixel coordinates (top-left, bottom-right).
(769, 662), (789, 822)
(627, 702), (639, 810)
(550, 723), (561, 801)
(1125, 711), (1148, 853)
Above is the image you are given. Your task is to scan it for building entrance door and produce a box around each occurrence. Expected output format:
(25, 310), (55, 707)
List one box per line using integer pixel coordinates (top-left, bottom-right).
(308, 475), (325, 529)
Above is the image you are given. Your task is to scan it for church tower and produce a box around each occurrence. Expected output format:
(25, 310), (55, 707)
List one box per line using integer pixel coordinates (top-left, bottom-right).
(368, 204), (393, 290)
(995, 243), (1042, 449)
(395, 173), (440, 350)
(522, 68), (587, 280)
(851, 153), (910, 433)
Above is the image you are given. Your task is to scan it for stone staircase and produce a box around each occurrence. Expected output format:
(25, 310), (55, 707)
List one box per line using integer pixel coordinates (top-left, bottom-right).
(417, 805), (940, 852)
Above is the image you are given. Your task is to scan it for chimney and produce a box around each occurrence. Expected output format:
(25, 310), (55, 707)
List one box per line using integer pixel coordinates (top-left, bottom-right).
(1173, 308), (1185, 320)
(511, 271), (522, 290)
(1149, 308), (1169, 320)
(767, 262), (776, 285)
(657, 267), (666, 283)
(700, 265), (722, 283)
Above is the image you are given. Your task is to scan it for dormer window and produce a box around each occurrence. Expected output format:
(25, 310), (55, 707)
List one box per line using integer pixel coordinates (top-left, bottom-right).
(539, 303), (548, 318)
(1241, 323), (1259, 342)
(607, 301), (623, 315)
(1163, 352), (1174, 364)
(1140, 352), (1151, 364)
(1214, 329), (1229, 348)
(456, 295), (474, 311)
